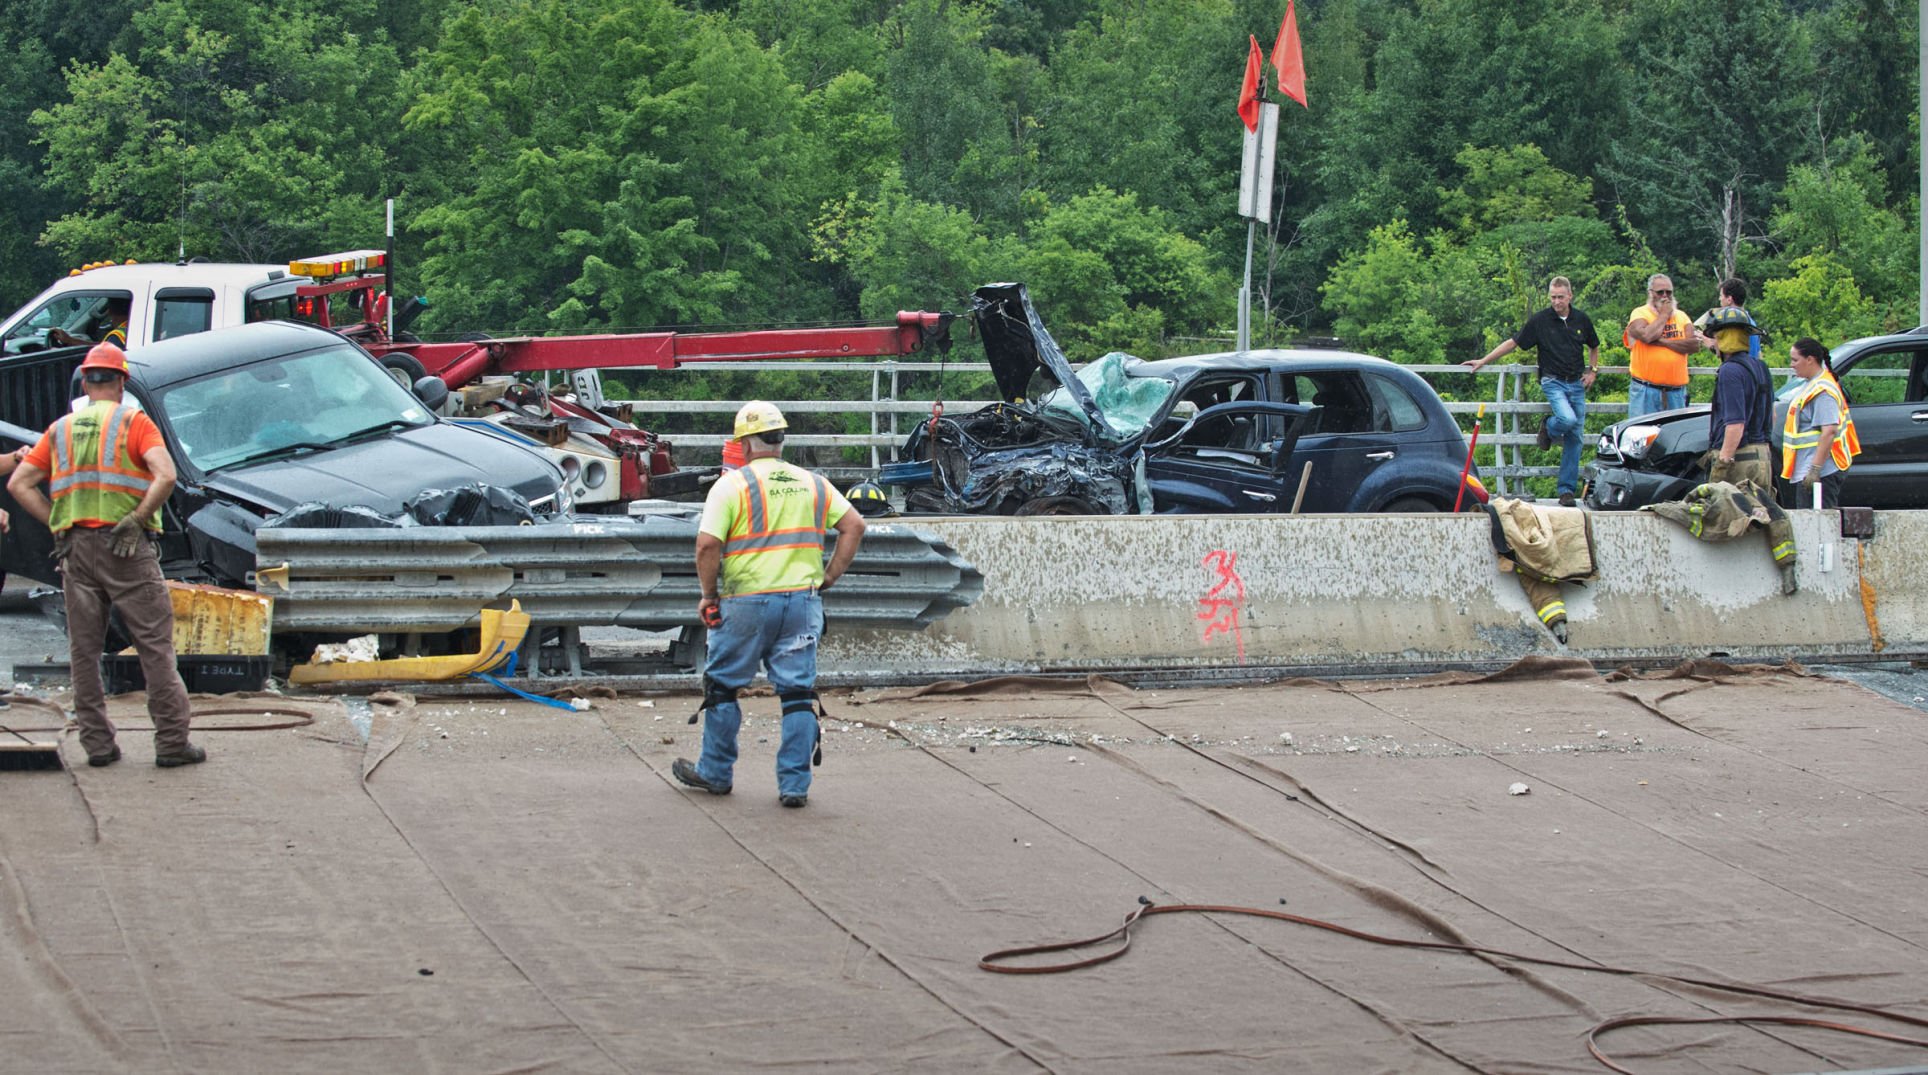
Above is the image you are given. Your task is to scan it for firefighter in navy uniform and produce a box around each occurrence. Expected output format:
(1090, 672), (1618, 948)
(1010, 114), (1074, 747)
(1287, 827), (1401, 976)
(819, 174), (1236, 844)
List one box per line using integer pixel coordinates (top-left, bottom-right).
(673, 402), (864, 808)
(7, 342), (204, 768)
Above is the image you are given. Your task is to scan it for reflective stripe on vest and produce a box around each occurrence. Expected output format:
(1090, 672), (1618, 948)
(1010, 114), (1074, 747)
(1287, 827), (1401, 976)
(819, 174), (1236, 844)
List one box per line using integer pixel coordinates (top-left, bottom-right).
(1779, 373), (1861, 479)
(47, 402), (156, 533)
(721, 466), (831, 558)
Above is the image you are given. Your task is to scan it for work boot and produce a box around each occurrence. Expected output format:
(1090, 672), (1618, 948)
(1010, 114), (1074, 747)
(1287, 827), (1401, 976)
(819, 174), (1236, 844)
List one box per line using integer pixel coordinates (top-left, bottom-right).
(1536, 419), (1552, 451)
(780, 794), (808, 809)
(154, 743), (207, 768)
(1558, 492), (1576, 508)
(87, 744), (122, 768)
(1781, 563), (1799, 596)
(672, 758), (731, 795)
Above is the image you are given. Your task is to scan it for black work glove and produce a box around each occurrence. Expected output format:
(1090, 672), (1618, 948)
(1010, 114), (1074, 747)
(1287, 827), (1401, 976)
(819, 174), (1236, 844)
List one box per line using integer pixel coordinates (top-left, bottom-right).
(109, 516), (145, 558)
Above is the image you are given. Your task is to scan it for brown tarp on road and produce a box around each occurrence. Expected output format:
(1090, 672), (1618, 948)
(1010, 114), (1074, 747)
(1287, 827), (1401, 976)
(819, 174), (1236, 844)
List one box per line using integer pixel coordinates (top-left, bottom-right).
(1, 662), (1925, 1073)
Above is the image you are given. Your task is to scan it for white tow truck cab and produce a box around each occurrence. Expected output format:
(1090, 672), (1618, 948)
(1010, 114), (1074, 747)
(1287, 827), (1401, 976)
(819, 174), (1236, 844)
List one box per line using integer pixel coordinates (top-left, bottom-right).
(0, 251), (393, 357)
(0, 251), (623, 509)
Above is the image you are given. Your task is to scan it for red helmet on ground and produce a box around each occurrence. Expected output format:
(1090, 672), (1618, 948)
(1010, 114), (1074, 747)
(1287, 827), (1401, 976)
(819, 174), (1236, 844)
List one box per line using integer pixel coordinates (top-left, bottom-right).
(79, 341), (129, 377)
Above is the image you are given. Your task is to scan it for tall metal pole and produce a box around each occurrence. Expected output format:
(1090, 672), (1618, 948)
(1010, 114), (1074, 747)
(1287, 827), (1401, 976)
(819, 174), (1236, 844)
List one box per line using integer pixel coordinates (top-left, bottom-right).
(1238, 220), (1255, 350)
(1237, 103), (1278, 352)
(1919, 0), (1926, 325)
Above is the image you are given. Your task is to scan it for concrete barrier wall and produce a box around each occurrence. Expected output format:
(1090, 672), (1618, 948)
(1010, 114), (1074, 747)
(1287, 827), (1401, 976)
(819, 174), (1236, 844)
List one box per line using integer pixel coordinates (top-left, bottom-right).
(823, 511), (1923, 675)
(1856, 511), (1928, 656)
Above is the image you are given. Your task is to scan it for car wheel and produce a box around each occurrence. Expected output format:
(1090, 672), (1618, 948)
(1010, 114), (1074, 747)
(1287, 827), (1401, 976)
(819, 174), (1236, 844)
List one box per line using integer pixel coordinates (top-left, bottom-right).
(1014, 495), (1099, 516)
(379, 353), (428, 390)
(1382, 496), (1439, 513)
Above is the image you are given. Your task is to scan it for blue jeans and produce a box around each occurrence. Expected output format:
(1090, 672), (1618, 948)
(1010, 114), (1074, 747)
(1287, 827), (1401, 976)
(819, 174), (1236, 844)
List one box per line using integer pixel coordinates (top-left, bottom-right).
(1541, 378), (1587, 496)
(1627, 380), (1687, 420)
(697, 589), (824, 797)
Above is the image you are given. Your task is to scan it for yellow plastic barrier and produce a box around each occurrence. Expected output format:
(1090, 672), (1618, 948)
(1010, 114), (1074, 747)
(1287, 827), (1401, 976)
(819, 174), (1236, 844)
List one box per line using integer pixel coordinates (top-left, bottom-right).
(288, 601), (530, 685)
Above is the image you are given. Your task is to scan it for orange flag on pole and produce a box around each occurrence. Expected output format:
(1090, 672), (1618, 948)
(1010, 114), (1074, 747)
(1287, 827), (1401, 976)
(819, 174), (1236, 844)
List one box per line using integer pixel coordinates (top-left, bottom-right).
(1271, 0), (1307, 108)
(1237, 35), (1262, 132)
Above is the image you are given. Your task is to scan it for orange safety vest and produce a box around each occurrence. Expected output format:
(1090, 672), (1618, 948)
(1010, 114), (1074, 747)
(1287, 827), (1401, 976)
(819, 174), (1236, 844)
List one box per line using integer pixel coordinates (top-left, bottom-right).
(48, 401), (159, 533)
(1624, 305), (1693, 387)
(716, 460), (835, 596)
(1779, 371), (1860, 479)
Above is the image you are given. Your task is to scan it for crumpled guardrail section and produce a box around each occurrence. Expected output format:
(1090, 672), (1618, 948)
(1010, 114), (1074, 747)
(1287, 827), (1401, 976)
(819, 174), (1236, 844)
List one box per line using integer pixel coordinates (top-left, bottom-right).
(256, 516), (983, 633)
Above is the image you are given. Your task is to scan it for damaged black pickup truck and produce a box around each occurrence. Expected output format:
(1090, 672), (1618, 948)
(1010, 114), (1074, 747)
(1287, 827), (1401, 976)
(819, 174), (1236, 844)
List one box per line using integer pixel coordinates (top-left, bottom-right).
(884, 283), (1488, 515)
(1585, 328), (1928, 510)
(1, 321), (569, 593)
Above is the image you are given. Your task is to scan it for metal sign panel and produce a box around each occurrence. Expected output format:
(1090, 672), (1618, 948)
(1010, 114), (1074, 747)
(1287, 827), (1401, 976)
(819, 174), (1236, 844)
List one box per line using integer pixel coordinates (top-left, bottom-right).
(1237, 103), (1280, 223)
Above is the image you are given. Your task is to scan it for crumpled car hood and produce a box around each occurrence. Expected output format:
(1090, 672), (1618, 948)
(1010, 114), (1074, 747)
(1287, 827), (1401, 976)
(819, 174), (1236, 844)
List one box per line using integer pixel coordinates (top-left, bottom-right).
(973, 282), (1106, 432)
(201, 423), (558, 516)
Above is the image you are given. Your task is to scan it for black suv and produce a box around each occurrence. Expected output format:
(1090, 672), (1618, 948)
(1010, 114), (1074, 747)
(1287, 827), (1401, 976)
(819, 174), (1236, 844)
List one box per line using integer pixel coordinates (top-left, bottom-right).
(1585, 328), (1928, 510)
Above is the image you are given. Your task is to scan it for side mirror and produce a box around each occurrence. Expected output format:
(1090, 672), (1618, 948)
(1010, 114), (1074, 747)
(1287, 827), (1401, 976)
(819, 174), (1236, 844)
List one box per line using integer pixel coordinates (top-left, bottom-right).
(412, 375), (450, 411)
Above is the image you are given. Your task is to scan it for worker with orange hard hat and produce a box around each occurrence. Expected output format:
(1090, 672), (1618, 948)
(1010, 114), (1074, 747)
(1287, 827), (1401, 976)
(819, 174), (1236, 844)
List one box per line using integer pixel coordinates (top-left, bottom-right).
(7, 341), (205, 769)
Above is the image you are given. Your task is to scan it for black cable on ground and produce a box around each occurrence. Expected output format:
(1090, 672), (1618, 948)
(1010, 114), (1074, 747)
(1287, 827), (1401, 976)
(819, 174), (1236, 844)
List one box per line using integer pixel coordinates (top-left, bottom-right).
(980, 898), (1928, 1074)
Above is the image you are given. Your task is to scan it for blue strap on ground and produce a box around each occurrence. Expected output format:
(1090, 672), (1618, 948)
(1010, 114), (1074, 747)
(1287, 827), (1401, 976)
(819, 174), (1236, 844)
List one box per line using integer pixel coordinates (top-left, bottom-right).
(469, 651), (579, 711)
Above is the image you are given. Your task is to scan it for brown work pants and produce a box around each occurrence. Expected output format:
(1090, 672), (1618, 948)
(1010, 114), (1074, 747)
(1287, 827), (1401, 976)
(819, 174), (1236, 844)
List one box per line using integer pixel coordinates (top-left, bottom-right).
(61, 527), (193, 757)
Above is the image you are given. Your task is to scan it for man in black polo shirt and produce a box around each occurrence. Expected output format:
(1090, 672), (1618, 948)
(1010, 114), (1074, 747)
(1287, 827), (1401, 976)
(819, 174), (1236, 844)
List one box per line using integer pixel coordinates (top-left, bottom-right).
(1466, 275), (1602, 506)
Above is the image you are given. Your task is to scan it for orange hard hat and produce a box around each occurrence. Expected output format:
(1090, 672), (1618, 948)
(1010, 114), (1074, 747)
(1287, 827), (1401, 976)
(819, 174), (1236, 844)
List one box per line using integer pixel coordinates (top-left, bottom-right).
(79, 341), (129, 377)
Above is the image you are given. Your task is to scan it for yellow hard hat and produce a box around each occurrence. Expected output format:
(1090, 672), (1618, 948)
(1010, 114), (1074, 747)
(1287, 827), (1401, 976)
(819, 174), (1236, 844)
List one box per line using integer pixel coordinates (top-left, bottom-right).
(733, 400), (788, 439)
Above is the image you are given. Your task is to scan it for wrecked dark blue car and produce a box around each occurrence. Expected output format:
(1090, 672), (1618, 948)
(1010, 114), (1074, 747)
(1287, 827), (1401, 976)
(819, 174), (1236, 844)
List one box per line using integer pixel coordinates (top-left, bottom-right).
(885, 283), (1486, 515)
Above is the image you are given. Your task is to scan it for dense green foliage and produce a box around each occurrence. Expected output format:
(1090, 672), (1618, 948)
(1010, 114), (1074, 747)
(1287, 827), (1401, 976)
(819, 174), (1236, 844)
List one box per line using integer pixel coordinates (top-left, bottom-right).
(4, 0), (1920, 374)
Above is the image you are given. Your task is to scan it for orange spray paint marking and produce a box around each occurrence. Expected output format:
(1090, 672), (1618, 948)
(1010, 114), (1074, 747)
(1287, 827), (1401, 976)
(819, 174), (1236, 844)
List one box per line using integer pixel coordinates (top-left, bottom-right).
(1197, 549), (1247, 662)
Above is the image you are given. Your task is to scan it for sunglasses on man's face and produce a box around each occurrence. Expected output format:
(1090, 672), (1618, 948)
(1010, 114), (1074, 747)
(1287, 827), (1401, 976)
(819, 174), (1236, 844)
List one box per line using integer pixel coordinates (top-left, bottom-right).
(1650, 289), (1673, 297)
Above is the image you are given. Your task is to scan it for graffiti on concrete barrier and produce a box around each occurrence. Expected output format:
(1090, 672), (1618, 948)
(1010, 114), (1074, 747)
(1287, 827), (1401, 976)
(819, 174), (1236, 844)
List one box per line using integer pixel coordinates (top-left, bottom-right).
(1197, 549), (1246, 662)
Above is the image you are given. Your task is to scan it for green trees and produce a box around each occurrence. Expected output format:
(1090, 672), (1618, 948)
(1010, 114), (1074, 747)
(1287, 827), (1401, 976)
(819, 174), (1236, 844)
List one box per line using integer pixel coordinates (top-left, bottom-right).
(0, 0), (1915, 362)
(33, 0), (401, 267)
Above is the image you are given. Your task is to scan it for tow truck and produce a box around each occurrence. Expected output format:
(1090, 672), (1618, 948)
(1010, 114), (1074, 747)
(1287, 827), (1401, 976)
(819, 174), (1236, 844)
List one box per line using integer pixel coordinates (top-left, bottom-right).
(0, 251), (956, 510)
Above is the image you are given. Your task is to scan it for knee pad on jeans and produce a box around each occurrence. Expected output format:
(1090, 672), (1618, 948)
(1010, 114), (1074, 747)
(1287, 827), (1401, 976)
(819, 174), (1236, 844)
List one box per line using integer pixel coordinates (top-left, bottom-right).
(779, 689), (825, 766)
(689, 674), (741, 724)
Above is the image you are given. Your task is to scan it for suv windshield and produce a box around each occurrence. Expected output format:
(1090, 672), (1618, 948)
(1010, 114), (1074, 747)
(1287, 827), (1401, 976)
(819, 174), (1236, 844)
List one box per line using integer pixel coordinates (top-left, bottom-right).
(158, 343), (433, 472)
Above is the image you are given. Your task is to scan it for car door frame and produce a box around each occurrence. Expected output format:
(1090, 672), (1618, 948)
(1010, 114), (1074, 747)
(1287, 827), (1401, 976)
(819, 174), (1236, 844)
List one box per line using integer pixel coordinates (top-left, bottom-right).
(1142, 401), (1316, 513)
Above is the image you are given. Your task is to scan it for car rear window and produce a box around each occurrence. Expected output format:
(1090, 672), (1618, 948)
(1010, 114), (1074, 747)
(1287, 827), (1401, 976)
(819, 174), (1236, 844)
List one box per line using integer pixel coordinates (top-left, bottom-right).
(1366, 373), (1429, 431)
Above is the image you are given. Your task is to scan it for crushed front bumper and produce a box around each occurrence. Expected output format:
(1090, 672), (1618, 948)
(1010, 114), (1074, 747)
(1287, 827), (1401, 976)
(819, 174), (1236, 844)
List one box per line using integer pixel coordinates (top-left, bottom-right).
(1584, 463), (1697, 511)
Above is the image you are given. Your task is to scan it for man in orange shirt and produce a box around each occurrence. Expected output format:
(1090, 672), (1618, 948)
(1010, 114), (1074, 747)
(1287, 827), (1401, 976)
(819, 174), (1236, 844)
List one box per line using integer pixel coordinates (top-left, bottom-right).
(1623, 274), (1699, 418)
(8, 343), (203, 769)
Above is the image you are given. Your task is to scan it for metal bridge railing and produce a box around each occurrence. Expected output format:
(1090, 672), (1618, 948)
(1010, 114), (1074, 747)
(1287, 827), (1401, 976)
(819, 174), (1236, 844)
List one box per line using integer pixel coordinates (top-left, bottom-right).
(607, 360), (1800, 495)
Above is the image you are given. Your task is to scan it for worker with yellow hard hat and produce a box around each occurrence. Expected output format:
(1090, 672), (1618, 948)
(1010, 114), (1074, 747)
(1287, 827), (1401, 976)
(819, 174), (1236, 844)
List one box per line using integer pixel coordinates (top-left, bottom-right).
(672, 401), (865, 809)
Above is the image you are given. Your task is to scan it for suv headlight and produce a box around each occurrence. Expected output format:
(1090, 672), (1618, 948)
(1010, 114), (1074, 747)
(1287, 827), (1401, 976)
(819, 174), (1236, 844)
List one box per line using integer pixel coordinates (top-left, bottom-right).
(1615, 424), (1662, 460)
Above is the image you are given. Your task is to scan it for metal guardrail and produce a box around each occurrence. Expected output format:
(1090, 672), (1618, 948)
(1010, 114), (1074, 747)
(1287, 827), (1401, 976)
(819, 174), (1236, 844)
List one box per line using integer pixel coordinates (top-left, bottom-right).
(254, 514), (983, 634)
(609, 358), (1899, 495)
(604, 359), (1658, 492)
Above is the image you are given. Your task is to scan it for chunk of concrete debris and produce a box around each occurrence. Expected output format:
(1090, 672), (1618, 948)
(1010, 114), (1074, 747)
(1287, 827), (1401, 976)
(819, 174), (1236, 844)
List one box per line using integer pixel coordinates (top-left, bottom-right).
(1508, 782), (1531, 796)
(570, 698), (592, 711)
(308, 634), (380, 664)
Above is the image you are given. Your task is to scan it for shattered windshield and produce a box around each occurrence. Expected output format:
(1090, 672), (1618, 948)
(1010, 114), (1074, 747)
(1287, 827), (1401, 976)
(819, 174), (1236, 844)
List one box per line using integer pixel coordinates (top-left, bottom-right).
(158, 344), (433, 472)
(1038, 352), (1172, 441)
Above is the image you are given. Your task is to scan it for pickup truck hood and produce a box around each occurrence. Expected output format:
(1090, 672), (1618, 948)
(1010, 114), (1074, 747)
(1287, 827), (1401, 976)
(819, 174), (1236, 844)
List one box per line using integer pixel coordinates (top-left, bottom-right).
(200, 422), (560, 515)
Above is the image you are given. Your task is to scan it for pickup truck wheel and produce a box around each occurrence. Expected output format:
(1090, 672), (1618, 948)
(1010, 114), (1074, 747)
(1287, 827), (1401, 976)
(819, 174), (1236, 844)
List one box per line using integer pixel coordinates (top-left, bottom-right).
(1014, 495), (1099, 516)
(1383, 496), (1438, 512)
(379, 353), (428, 390)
